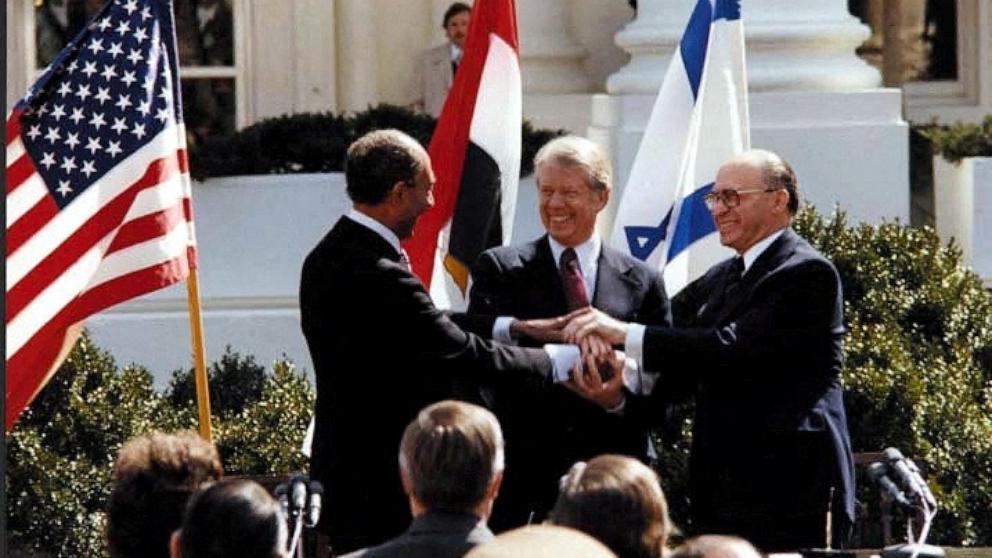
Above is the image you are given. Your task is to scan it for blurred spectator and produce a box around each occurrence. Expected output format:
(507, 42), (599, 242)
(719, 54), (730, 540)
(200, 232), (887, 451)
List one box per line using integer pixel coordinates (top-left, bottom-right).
(549, 455), (673, 558)
(170, 478), (288, 558)
(465, 525), (617, 558)
(668, 535), (761, 558)
(411, 2), (472, 116)
(343, 400), (504, 558)
(107, 431), (223, 558)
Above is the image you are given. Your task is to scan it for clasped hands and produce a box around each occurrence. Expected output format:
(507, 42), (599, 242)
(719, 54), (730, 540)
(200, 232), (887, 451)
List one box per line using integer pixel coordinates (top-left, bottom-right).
(510, 307), (634, 410)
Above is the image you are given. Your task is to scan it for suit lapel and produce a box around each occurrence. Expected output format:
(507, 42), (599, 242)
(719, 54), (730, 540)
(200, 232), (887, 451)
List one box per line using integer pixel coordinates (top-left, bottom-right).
(534, 236), (570, 316)
(591, 247), (639, 316)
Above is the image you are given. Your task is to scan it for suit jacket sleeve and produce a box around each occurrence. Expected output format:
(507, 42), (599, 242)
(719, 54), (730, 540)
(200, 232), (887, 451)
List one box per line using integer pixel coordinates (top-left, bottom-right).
(378, 258), (551, 377)
(645, 258), (842, 380)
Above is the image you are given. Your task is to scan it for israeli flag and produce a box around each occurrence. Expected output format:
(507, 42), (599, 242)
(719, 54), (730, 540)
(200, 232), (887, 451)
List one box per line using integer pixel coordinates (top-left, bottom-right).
(609, 0), (749, 296)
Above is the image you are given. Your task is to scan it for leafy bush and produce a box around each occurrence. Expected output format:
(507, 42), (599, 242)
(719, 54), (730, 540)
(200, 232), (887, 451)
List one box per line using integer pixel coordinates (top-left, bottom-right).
(187, 103), (566, 180)
(795, 208), (992, 546)
(6, 336), (315, 557)
(919, 114), (992, 163)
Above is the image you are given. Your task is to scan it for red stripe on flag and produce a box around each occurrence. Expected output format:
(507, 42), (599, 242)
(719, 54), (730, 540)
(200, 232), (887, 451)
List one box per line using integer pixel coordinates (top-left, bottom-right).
(6, 154), (36, 195)
(106, 199), (187, 254)
(6, 154), (180, 323)
(6, 112), (22, 146)
(7, 196), (60, 257)
(5, 255), (190, 430)
(177, 148), (189, 173)
(403, 0), (519, 287)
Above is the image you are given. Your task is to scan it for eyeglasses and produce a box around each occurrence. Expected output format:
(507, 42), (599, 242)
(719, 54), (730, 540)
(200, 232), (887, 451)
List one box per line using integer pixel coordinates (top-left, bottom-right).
(703, 188), (780, 210)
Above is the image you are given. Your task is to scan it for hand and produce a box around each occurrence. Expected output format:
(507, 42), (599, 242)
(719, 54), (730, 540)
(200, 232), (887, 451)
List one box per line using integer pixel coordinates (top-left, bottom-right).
(564, 349), (626, 410)
(563, 307), (630, 346)
(511, 308), (587, 343)
(579, 333), (613, 370)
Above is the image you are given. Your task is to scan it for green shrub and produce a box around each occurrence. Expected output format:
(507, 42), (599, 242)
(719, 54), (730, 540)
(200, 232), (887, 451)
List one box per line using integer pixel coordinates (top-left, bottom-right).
(187, 103), (566, 180)
(794, 208), (992, 546)
(919, 114), (992, 163)
(6, 337), (315, 557)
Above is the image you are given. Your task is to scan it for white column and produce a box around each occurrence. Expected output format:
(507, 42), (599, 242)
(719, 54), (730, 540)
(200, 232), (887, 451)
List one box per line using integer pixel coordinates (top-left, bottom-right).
(608, 0), (881, 94)
(335, 0), (379, 112)
(593, 0), (908, 228)
(7, 0), (35, 113)
(517, 0), (590, 94)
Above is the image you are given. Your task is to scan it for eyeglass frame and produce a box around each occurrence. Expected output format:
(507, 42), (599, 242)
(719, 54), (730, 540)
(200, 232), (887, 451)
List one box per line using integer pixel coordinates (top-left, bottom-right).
(702, 187), (782, 211)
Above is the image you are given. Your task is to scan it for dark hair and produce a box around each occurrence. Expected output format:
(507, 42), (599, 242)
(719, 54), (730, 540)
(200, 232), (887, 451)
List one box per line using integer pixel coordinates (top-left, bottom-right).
(668, 535), (761, 558)
(107, 431), (223, 558)
(400, 400), (504, 513)
(344, 129), (424, 205)
(758, 151), (800, 215)
(443, 2), (472, 28)
(549, 455), (672, 558)
(179, 479), (286, 558)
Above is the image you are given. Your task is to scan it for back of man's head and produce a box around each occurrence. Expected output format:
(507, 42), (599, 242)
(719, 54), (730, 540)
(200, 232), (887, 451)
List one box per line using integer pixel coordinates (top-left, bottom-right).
(107, 431), (223, 558)
(669, 535), (761, 558)
(399, 400), (504, 515)
(549, 455), (672, 558)
(345, 129), (425, 206)
(175, 478), (288, 558)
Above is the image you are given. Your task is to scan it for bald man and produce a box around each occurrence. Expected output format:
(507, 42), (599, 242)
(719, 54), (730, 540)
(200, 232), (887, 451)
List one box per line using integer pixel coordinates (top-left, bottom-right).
(564, 150), (855, 552)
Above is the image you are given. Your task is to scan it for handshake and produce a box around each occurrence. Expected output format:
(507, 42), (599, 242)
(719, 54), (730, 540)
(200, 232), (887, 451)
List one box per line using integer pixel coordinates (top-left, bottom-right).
(510, 307), (639, 411)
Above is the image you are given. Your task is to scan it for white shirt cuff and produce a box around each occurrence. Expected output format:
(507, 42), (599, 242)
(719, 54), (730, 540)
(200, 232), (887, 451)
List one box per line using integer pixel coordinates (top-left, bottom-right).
(493, 316), (517, 345)
(544, 343), (580, 383)
(625, 323), (647, 369)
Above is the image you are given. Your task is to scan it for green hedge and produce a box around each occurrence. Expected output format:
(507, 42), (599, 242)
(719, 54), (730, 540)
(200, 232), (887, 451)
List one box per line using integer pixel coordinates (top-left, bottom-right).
(188, 104), (567, 180)
(6, 338), (314, 557)
(918, 115), (992, 163)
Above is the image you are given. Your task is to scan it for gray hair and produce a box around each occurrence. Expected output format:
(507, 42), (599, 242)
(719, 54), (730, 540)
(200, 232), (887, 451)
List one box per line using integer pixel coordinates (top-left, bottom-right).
(534, 136), (612, 192)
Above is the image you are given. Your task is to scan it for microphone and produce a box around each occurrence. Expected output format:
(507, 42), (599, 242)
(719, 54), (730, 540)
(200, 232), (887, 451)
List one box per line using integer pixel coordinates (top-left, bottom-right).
(306, 481), (324, 528)
(274, 483), (290, 517)
(868, 462), (915, 511)
(884, 448), (937, 509)
(291, 475), (308, 518)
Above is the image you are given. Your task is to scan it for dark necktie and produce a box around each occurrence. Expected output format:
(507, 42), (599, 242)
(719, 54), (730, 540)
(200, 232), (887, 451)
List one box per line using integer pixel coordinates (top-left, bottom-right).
(724, 256), (745, 297)
(559, 248), (590, 311)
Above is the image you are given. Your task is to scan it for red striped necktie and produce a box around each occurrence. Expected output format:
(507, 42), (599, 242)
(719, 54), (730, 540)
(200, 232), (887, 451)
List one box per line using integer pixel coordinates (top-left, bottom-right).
(559, 247), (590, 311)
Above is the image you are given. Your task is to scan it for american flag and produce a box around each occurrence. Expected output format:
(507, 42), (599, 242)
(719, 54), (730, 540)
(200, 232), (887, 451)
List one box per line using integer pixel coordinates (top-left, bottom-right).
(5, 0), (196, 429)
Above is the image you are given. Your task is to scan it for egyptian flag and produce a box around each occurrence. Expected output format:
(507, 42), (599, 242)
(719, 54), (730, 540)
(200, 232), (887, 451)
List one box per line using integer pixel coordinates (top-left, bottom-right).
(403, 0), (521, 310)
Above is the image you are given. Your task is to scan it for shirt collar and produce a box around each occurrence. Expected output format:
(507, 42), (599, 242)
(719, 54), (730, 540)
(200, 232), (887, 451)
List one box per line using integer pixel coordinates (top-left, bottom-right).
(346, 209), (403, 257)
(548, 235), (601, 272)
(741, 227), (786, 273)
(450, 43), (462, 63)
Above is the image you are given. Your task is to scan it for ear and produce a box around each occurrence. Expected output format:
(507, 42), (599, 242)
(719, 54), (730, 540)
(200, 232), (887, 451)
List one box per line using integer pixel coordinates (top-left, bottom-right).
(399, 464), (414, 496)
(169, 531), (182, 558)
(596, 187), (610, 210)
(386, 181), (408, 206)
(488, 470), (504, 500)
(772, 188), (790, 214)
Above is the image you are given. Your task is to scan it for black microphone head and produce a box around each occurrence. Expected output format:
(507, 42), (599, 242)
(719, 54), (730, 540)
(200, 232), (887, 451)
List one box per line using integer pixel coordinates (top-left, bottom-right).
(884, 447), (905, 462)
(868, 462), (889, 481)
(308, 480), (324, 495)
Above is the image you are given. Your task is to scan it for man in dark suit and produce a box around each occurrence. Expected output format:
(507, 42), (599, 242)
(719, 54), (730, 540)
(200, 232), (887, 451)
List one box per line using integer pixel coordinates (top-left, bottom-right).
(466, 136), (672, 529)
(300, 129), (574, 554)
(343, 400), (504, 558)
(563, 149), (855, 552)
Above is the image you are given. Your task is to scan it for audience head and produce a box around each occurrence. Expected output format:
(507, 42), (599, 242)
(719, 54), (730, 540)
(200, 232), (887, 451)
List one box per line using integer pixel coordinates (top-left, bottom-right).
(669, 535), (761, 558)
(708, 149), (798, 254)
(107, 431), (223, 558)
(171, 478), (288, 558)
(443, 3), (472, 48)
(344, 129), (435, 239)
(534, 135), (612, 248)
(549, 455), (673, 558)
(465, 525), (617, 558)
(399, 400), (505, 519)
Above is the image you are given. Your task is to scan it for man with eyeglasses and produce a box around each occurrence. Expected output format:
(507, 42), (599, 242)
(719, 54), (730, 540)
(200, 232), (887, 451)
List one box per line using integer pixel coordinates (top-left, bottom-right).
(562, 149), (855, 553)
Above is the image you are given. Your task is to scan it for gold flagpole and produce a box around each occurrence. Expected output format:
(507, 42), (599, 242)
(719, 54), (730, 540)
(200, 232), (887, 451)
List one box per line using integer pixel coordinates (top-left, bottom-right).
(186, 267), (213, 441)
